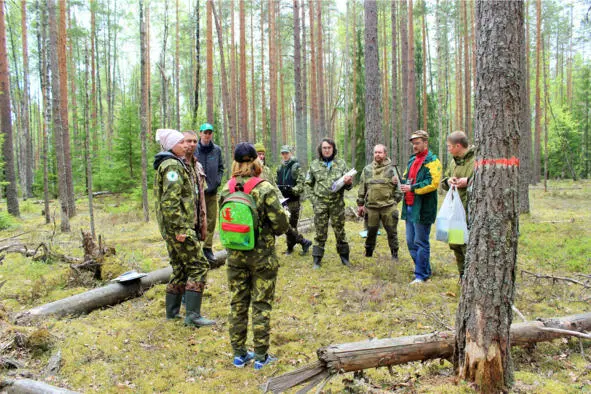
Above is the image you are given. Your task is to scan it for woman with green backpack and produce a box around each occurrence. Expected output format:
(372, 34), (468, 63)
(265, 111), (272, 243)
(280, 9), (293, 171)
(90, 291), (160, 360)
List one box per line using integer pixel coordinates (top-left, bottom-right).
(218, 142), (289, 370)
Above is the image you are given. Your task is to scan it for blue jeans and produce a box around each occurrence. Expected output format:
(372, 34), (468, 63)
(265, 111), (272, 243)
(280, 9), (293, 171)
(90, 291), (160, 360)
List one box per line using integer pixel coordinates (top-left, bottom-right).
(405, 206), (432, 280)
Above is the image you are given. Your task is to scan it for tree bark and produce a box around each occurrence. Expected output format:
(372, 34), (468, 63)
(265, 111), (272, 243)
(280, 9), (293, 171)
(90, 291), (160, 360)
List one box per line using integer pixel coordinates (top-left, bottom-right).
(84, 47), (95, 239)
(363, 0), (383, 165)
(399, 0), (409, 165)
(20, 0), (33, 199)
(300, 2), (308, 168)
(407, 0), (417, 139)
(315, 0), (326, 137)
(193, 0), (200, 129)
(38, 0), (51, 225)
(294, 0), (305, 164)
(520, 0), (531, 213)
(268, 0), (277, 157)
(260, 0), (267, 142)
(308, 0), (318, 146)
(534, 0), (542, 184)
(239, 0), (248, 141)
(454, 1), (524, 391)
(175, 0), (180, 131)
(463, 0), (471, 137)
(139, 0), (150, 223)
(206, 0), (213, 123)
(391, 1), (399, 164)
(0, 378), (79, 394)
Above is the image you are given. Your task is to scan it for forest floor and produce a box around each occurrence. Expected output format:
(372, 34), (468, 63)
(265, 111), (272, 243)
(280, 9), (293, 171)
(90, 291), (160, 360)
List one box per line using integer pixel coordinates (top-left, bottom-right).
(0, 180), (590, 393)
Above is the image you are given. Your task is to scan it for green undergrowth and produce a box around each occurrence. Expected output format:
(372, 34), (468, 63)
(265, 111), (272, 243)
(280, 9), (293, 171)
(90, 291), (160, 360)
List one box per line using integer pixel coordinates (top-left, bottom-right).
(0, 180), (590, 393)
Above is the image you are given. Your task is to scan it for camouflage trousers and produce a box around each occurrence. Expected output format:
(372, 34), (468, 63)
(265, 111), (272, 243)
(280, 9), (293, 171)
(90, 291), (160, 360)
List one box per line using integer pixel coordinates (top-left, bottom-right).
(285, 200), (305, 249)
(449, 243), (466, 277)
(204, 193), (218, 249)
(365, 205), (399, 253)
(227, 253), (279, 357)
(165, 235), (210, 294)
(312, 198), (348, 254)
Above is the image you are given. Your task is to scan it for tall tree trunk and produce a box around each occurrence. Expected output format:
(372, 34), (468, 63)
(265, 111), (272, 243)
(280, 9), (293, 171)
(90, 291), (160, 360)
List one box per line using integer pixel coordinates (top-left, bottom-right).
(260, 0), (267, 143)
(407, 0), (417, 138)
(48, 0), (69, 230)
(249, 4), (255, 142)
(435, 0), (448, 168)
(543, 34), (549, 190)
(519, 0), (531, 213)
(534, 0), (541, 184)
(230, 0), (238, 140)
(566, 5), (573, 110)
(59, 0), (75, 217)
(160, 0), (169, 127)
(206, 0), (213, 123)
(294, 0), (305, 164)
(193, 0), (200, 129)
(0, 0), (19, 216)
(38, 0), (51, 224)
(421, 2), (427, 130)
(455, 1), (524, 391)
(90, 0), (97, 155)
(175, 0), (180, 130)
(20, 0), (33, 199)
(308, 0), (318, 146)
(139, 0), (150, 222)
(268, 0), (277, 158)
(391, 0), (399, 164)
(315, 0), (326, 137)
(399, 0), (409, 165)
(381, 8), (390, 151)
(300, 2), (308, 167)
(279, 25), (287, 150)
(84, 47), (95, 239)
(463, 0), (471, 137)
(239, 0), (248, 141)
(211, 2), (236, 152)
(67, 9), (79, 162)
(146, 2), (152, 137)
(364, 0), (383, 165)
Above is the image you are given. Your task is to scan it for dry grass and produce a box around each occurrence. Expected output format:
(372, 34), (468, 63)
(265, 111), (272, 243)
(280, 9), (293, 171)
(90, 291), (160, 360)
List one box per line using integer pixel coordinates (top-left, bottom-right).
(0, 180), (590, 393)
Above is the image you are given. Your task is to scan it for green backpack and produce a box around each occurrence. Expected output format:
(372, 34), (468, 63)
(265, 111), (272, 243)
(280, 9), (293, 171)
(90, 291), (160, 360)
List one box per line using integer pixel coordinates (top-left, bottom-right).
(219, 177), (264, 251)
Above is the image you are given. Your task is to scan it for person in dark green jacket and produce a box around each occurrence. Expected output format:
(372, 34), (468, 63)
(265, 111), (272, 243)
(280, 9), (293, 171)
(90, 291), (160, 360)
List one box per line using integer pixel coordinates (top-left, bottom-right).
(305, 138), (353, 269)
(154, 128), (215, 327)
(441, 131), (475, 278)
(398, 130), (442, 284)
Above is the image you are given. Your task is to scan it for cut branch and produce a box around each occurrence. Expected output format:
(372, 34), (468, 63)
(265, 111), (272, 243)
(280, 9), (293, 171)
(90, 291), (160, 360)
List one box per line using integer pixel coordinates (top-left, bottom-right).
(264, 312), (591, 393)
(521, 270), (590, 288)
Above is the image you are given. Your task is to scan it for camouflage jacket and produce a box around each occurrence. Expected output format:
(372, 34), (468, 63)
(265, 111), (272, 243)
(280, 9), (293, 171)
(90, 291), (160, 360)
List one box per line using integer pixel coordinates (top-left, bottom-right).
(357, 158), (403, 209)
(261, 164), (277, 187)
(153, 152), (197, 240)
(219, 176), (289, 263)
(305, 157), (352, 203)
(186, 157), (208, 241)
(276, 158), (305, 199)
(441, 146), (475, 211)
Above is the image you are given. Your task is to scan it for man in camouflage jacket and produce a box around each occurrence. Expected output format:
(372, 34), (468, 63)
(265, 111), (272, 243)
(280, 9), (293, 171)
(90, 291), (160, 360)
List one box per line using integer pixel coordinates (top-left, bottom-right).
(357, 144), (403, 261)
(154, 129), (214, 327)
(440, 131), (474, 278)
(219, 143), (289, 369)
(276, 145), (312, 255)
(305, 138), (353, 269)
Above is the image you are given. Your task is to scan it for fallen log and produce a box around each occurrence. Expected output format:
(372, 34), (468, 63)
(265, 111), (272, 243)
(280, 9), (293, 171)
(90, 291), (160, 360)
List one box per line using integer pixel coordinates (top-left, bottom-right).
(0, 378), (79, 394)
(264, 312), (591, 393)
(14, 250), (228, 325)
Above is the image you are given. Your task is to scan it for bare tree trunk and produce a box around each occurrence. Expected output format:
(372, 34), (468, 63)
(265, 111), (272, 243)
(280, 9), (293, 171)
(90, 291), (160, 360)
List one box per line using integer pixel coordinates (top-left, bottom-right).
(230, 0), (238, 140)
(139, 0), (149, 222)
(519, 0), (531, 212)
(543, 34), (549, 190)
(407, 0), (417, 137)
(84, 47), (95, 239)
(308, 0), (318, 145)
(59, 0), (75, 217)
(294, 0), (305, 163)
(48, 0), (69, 230)
(193, 0), (200, 128)
(534, 0), (542, 184)
(268, 0), (277, 157)
(279, 27), (287, 151)
(175, 0), (180, 131)
(300, 2), (308, 167)
(399, 0), (409, 165)
(315, 0), (326, 137)
(455, 1), (524, 391)
(391, 1), (399, 164)
(364, 0), (383, 165)
(20, 0), (33, 199)
(67, 8), (79, 162)
(211, 2), (236, 150)
(249, 4), (255, 142)
(146, 1), (152, 137)
(160, 0), (169, 127)
(90, 0), (97, 156)
(206, 0), (213, 123)
(239, 0), (248, 140)
(0, 0), (19, 216)
(260, 0), (267, 142)
(463, 0), (471, 137)
(38, 0), (51, 224)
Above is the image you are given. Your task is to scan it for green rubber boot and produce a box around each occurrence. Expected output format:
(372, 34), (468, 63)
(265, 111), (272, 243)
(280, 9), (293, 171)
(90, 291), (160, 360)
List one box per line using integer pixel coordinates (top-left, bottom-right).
(184, 290), (216, 327)
(165, 292), (183, 319)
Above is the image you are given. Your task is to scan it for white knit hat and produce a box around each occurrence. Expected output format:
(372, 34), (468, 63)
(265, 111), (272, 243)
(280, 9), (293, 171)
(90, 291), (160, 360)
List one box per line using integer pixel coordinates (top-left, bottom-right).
(155, 129), (184, 151)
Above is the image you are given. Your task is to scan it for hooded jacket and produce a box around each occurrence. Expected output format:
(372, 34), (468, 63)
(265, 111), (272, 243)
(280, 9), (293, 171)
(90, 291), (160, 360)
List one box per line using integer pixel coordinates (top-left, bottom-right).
(195, 140), (225, 195)
(357, 158), (403, 209)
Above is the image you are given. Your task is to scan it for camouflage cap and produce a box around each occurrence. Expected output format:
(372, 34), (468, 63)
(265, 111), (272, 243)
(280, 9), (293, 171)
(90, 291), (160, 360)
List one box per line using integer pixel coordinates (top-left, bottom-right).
(409, 130), (429, 141)
(280, 145), (291, 153)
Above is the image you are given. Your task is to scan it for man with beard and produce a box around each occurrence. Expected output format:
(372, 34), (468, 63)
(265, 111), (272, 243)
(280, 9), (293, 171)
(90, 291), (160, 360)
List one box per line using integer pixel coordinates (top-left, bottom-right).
(357, 144), (403, 261)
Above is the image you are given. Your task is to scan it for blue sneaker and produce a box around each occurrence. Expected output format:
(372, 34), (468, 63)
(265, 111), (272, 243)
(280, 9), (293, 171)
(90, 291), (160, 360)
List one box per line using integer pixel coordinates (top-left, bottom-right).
(254, 354), (277, 370)
(233, 351), (255, 368)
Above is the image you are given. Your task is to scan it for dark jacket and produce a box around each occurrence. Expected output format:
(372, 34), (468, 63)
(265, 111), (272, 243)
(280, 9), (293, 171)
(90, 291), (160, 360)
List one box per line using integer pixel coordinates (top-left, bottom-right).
(400, 150), (442, 225)
(194, 140), (225, 195)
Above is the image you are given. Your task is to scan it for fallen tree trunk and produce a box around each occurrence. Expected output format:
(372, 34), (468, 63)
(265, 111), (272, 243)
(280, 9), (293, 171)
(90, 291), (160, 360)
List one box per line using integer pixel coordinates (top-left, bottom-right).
(0, 378), (79, 394)
(264, 312), (591, 393)
(14, 250), (228, 325)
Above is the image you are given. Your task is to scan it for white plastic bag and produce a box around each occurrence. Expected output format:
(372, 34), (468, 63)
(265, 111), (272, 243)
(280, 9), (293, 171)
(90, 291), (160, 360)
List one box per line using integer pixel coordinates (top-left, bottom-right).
(436, 187), (469, 244)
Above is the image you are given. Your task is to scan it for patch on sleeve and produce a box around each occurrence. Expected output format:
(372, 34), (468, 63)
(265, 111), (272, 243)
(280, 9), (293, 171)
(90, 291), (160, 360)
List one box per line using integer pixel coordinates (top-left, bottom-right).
(166, 171), (179, 182)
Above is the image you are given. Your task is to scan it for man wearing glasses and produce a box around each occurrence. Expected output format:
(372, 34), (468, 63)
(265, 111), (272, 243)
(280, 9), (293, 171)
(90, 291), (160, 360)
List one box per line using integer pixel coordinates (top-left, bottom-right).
(195, 123), (225, 263)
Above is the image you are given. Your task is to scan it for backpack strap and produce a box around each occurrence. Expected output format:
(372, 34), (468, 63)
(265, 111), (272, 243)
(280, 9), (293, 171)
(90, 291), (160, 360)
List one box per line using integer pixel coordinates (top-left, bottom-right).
(243, 177), (264, 195)
(228, 177), (238, 193)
